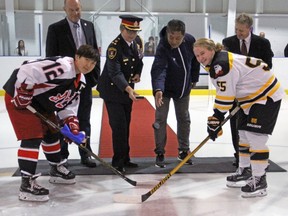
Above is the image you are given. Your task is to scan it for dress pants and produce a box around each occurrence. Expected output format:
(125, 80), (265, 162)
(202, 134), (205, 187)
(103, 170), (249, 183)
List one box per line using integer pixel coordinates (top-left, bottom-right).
(105, 100), (132, 167)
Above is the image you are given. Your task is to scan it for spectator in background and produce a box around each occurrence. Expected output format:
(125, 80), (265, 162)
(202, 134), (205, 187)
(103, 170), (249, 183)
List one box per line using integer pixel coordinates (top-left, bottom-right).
(144, 36), (155, 56)
(46, 0), (100, 168)
(151, 19), (200, 168)
(259, 32), (265, 38)
(222, 13), (274, 167)
(284, 44), (288, 57)
(15, 40), (28, 56)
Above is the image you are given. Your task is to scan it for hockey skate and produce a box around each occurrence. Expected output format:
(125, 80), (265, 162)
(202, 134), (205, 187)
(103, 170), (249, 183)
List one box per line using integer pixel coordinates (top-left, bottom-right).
(226, 167), (252, 188)
(49, 160), (76, 184)
(19, 173), (49, 202)
(241, 175), (267, 198)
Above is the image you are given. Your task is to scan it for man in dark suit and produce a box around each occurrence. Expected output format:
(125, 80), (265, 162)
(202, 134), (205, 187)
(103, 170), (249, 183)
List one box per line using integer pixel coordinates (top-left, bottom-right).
(284, 44), (288, 57)
(222, 13), (274, 167)
(46, 0), (100, 167)
(97, 15), (144, 173)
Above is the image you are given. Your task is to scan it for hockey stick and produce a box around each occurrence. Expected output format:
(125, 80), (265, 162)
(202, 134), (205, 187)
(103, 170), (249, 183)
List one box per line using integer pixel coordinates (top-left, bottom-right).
(114, 106), (241, 203)
(26, 105), (137, 186)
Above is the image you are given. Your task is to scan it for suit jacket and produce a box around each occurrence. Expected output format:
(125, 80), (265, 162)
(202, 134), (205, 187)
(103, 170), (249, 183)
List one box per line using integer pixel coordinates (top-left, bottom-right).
(222, 33), (274, 69)
(284, 44), (288, 57)
(46, 18), (100, 87)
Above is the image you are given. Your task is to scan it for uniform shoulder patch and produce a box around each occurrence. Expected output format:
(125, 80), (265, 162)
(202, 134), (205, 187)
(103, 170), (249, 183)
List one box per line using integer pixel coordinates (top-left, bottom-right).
(209, 52), (229, 79)
(108, 47), (117, 59)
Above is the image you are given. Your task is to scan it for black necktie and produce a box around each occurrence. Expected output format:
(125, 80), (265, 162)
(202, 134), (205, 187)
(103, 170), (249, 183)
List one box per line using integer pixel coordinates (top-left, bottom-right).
(241, 40), (248, 55)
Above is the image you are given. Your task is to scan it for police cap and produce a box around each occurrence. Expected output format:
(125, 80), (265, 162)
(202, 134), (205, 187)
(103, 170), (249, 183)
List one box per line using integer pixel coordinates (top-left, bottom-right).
(119, 15), (143, 31)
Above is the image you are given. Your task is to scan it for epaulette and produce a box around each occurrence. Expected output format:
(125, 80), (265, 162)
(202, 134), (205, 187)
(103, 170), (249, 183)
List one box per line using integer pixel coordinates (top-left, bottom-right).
(111, 37), (120, 46)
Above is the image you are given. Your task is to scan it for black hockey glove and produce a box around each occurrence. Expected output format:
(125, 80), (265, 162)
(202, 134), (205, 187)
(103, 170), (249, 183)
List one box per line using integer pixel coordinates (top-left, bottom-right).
(207, 116), (223, 141)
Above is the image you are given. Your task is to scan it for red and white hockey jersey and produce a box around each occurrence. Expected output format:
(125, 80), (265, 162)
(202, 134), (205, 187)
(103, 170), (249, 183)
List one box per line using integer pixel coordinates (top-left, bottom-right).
(3, 56), (86, 120)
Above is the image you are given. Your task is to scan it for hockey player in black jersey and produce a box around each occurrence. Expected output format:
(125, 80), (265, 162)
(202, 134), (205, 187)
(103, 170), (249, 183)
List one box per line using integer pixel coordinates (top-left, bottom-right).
(3, 44), (99, 202)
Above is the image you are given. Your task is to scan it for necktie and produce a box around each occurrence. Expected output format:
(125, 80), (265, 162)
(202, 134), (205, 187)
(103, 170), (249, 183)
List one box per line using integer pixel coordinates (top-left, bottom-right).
(73, 23), (81, 49)
(241, 40), (248, 55)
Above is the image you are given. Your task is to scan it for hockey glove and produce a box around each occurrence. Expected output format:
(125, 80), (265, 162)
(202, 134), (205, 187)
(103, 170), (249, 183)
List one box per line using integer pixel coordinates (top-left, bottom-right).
(207, 116), (223, 141)
(63, 116), (80, 143)
(12, 84), (34, 109)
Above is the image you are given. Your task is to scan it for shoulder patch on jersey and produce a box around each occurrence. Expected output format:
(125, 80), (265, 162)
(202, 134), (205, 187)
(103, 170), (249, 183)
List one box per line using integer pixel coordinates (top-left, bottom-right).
(108, 47), (117, 59)
(209, 52), (230, 79)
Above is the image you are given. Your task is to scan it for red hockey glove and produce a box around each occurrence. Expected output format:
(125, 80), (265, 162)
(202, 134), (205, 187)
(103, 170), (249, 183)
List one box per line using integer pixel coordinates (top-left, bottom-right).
(207, 116), (223, 141)
(12, 85), (34, 109)
(64, 116), (80, 135)
(63, 116), (80, 144)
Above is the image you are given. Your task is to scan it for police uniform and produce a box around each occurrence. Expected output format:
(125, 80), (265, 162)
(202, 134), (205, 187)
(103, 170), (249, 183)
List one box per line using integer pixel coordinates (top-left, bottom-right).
(97, 15), (144, 172)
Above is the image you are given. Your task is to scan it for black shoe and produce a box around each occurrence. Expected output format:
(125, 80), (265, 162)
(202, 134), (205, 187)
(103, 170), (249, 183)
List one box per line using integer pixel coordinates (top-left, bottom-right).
(155, 154), (166, 168)
(115, 166), (125, 173)
(124, 161), (138, 168)
(178, 151), (193, 165)
(81, 157), (97, 168)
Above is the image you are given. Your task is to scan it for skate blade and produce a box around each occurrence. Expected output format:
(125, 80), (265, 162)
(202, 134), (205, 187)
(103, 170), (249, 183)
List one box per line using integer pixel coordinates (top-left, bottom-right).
(226, 180), (246, 188)
(241, 189), (267, 198)
(49, 176), (76, 184)
(19, 192), (49, 202)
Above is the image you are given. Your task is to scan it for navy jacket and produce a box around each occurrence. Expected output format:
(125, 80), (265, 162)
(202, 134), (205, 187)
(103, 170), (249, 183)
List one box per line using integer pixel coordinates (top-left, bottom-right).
(151, 26), (200, 98)
(222, 33), (274, 69)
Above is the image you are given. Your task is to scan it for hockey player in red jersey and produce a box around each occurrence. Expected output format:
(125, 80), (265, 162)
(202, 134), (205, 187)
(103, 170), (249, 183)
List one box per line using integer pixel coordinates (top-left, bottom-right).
(193, 38), (284, 198)
(3, 44), (99, 202)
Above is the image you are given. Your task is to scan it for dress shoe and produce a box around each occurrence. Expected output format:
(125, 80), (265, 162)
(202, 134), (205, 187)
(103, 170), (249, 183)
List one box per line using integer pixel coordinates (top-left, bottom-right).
(124, 161), (138, 168)
(81, 157), (97, 168)
(115, 166), (125, 173)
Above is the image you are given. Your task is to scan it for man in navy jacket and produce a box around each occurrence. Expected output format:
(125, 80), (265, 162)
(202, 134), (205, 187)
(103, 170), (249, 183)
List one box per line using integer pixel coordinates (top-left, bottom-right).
(151, 19), (200, 168)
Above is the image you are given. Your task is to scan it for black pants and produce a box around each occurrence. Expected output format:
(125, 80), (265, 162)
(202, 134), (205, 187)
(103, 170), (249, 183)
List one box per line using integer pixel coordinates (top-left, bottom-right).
(60, 86), (93, 159)
(230, 100), (240, 160)
(105, 100), (132, 167)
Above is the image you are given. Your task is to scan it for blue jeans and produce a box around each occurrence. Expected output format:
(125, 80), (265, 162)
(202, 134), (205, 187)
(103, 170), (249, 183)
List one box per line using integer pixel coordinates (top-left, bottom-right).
(153, 95), (191, 155)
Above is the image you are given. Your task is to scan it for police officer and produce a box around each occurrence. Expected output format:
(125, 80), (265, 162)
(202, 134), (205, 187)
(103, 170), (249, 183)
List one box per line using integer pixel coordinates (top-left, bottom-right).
(97, 15), (144, 172)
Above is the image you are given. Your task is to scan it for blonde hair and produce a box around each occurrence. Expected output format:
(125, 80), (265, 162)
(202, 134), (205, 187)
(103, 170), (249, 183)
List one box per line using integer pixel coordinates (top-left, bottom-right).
(193, 38), (223, 52)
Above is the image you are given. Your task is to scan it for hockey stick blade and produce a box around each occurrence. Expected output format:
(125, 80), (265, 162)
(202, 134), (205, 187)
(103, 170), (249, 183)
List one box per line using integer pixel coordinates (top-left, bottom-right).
(113, 106), (240, 203)
(78, 144), (137, 186)
(26, 105), (137, 186)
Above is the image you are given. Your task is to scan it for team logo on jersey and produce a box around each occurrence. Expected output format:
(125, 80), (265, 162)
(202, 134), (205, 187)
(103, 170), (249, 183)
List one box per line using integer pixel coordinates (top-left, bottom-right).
(214, 64), (224, 78)
(108, 47), (117, 59)
(250, 118), (257, 124)
(49, 90), (78, 109)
